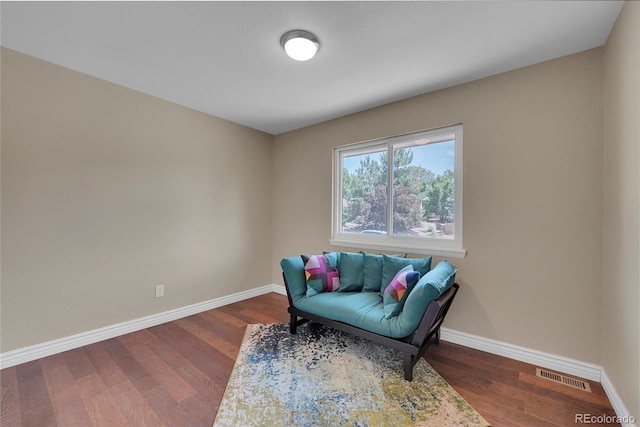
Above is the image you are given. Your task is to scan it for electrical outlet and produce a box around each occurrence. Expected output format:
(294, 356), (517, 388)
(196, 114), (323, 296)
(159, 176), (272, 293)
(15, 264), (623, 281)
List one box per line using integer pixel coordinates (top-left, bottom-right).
(155, 285), (165, 298)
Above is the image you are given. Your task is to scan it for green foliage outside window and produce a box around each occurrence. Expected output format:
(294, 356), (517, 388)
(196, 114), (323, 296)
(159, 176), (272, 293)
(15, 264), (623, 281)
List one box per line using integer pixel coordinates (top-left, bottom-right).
(341, 144), (454, 237)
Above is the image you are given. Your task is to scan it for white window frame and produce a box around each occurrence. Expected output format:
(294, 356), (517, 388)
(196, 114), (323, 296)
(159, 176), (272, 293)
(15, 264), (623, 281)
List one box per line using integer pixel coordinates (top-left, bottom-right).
(330, 124), (465, 258)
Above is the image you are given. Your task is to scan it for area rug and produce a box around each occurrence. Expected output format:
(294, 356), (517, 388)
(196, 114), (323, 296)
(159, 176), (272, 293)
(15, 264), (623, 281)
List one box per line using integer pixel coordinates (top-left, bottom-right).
(213, 322), (489, 426)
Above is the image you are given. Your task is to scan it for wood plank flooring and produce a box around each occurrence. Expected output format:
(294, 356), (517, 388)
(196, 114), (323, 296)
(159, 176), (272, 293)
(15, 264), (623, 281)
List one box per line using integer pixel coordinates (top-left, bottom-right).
(1, 293), (619, 426)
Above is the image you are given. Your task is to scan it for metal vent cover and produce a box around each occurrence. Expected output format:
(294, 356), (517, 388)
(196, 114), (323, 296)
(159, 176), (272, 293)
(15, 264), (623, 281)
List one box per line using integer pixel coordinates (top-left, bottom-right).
(536, 368), (592, 392)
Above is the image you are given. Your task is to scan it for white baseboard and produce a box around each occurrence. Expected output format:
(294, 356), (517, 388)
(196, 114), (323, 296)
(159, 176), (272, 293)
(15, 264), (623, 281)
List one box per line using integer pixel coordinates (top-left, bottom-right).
(440, 327), (602, 381)
(0, 284), (285, 369)
(441, 327), (637, 425)
(270, 284), (287, 296)
(600, 368), (638, 427)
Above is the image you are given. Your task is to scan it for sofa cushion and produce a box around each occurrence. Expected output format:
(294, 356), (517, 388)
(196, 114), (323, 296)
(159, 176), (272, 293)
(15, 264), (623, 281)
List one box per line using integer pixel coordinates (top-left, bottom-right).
(281, 256), (307, 305)
(403, 260), (456, 319)
(382, 265), (420, 318)
(362, 253), (384, 292)
(338, 252), (364, 292)
(380, 254), (433, 294)
(415, 260), (456, 296)
(295, 291), (384, 329)
(292, 290), (421, 339)
(301, 254), (340, 297)
(321, 251), (341, 266)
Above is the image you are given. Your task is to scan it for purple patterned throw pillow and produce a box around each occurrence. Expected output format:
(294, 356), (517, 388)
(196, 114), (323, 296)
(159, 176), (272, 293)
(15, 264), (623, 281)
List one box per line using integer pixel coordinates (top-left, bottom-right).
(382, 265), (420, 318)
(301, 254), (340, 297)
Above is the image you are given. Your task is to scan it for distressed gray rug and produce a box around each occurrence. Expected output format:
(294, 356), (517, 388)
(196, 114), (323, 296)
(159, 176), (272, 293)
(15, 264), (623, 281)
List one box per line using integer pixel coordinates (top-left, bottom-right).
(213, 322), (489, 426)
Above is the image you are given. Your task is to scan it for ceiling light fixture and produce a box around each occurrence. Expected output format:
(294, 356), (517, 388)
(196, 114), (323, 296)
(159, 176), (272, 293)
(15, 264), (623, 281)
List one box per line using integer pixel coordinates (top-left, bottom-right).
(280, 30), (320, 61)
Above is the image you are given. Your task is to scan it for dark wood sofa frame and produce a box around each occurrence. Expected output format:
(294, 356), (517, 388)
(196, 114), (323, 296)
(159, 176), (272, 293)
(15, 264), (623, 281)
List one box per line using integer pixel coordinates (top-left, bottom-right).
(283, 274), (460, 381)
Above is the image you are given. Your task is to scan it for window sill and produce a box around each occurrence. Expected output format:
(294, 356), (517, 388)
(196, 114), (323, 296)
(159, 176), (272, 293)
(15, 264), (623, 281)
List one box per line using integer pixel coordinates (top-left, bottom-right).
(329, 238), (467, 259)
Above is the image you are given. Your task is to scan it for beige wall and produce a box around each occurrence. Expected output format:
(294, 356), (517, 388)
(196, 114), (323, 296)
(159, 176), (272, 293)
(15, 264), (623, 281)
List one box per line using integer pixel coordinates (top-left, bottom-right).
(1, 48), (274, 352)
(2, 8), (637, 415)
(603, 1), (640, 420)
(273, 48), (605, 364)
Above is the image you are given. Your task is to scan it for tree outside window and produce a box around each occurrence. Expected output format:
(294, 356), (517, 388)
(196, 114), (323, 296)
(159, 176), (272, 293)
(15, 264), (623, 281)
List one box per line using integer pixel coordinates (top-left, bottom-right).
(332, 125), (464, 257)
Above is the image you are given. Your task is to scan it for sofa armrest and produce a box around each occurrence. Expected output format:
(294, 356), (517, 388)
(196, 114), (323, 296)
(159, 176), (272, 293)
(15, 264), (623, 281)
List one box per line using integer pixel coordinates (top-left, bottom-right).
(280, 256), (307, 305)
(410, 283), (459, 348)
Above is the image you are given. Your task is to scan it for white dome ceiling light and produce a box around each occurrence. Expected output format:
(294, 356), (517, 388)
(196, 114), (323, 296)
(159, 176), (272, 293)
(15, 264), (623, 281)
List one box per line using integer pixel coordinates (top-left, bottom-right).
(281, 30), (320, 61)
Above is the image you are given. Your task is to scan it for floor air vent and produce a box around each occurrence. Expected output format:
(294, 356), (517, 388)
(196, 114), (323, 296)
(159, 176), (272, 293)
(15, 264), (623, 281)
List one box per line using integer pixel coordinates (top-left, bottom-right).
(536, 368), (592, 392)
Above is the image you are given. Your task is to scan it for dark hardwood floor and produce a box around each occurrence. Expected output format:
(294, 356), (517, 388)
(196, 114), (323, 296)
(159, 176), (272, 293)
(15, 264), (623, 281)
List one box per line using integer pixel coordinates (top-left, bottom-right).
(1, 293), (618, 426)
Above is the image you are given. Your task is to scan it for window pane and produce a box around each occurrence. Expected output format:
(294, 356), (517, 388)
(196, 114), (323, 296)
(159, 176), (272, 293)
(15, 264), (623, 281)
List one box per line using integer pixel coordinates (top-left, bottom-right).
(333, 124), (463, 257)
(341, 150), (387, 234)
(392, 141), (455, 239)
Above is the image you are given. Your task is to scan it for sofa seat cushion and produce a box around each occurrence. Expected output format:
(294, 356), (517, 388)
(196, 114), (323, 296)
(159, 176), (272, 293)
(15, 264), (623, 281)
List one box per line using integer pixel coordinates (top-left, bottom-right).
(294, 291), (426, 339)
(295, 291), (383, 329)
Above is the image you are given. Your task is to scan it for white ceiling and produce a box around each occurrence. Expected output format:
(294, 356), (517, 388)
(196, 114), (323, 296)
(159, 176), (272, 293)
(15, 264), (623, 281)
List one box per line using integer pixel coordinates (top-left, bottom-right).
(1, 1), (624, 135)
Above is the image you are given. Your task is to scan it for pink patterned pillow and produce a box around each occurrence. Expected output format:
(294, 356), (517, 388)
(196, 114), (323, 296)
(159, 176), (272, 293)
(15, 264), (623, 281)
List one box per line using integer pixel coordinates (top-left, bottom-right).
(301, 254), (340, 297)
(382, 265), (420, 318)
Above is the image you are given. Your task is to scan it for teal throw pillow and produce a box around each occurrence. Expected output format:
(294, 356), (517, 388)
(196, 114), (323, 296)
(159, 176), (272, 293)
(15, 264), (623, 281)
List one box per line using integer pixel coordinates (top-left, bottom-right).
(382, 265), (420, 318)
(322, 251), (341, 266)
(338, 252), (364, 292)
(301, 254), (340, 297)
(362, 253), (384, 292)
(380, 254), (432, 294)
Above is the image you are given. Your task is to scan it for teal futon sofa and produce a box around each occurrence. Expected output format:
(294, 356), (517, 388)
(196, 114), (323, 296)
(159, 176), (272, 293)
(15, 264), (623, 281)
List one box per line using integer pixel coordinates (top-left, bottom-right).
(280, 252), (459, 381)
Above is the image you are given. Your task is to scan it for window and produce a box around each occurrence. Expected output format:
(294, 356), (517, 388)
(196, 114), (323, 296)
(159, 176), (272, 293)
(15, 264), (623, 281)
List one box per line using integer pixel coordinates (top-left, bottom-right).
(331, 124), (465, 257)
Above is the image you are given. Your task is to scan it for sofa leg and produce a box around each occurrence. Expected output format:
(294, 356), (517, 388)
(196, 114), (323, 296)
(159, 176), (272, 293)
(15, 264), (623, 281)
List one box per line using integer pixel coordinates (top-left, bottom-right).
(289, 314), (298, 334)
(403, 353), (414, 381)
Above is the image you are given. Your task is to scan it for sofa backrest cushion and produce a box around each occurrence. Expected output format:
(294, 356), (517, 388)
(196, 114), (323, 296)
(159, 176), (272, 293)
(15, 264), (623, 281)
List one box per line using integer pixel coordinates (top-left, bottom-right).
(380, 255), (433, 295)
(362, 253), (384, 292)
(337, 251), (365, 292)
(361, 252), (415, 293)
